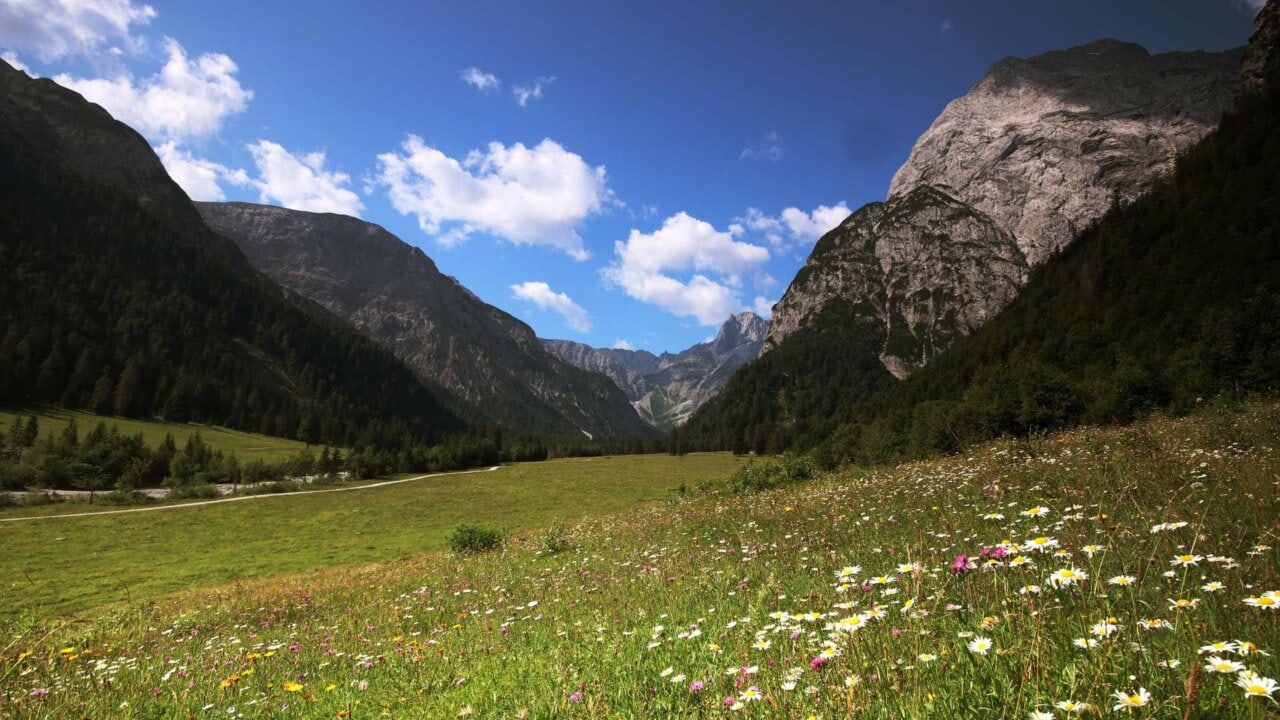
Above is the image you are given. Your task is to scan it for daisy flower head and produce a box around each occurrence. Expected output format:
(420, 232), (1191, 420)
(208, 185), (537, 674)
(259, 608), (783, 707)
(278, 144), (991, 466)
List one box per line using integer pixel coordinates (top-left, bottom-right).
(1108, 575), (1137, 587)
(1204, 656), (1246, 674)
(1049, 567), (1088, 588)
(1055, 700), (1091, 713)
(1021, 506), (1050, 517)
(1235, 672), (1279, 700)
(738, 686), (763, 702)
(1168, 597), (1200, 610)
(1171, 554), (1203, 567)
(1024, 536), (1059, 553)
(1243, 591), (1279, 610)
(835, 566), (861, 580)
(1112, 688), (1151, 711)
(1199, 641), (1238, 655)
(1029, 712), (1055, 720)
(968, 636), (993, 655)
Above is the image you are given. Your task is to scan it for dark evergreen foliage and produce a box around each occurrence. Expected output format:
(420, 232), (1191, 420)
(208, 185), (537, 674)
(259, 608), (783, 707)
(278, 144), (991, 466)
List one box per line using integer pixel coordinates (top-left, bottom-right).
(0, 111), (468, 449)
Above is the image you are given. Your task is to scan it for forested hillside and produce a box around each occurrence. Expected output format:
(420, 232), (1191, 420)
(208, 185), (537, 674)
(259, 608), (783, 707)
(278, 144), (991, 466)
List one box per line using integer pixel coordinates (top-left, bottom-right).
(0, 64), (466, 450)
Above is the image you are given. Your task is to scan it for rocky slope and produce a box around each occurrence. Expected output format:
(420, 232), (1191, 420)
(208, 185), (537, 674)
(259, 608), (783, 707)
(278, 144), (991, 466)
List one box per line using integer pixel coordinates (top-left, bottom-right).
(1242, 0), (1280, 96)
(765, 40), (1242, 374)
(765, 186), (1026, 378)
(197, 202), (654, 439)
(889, 39), (1242, 266)
(543, 312), (767, 430)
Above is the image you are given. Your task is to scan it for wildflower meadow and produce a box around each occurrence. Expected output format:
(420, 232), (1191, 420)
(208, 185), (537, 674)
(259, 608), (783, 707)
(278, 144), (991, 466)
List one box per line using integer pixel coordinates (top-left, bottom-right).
(2, 401), (1278, 718)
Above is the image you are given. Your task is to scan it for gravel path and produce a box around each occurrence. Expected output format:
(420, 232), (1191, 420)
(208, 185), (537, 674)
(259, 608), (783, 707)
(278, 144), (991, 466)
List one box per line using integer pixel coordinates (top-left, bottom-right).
(0, 466), (501, 523)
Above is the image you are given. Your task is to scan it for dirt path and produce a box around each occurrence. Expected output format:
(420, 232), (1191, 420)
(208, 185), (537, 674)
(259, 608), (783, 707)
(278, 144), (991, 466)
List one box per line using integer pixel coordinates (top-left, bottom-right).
(0, 466), (502, 523)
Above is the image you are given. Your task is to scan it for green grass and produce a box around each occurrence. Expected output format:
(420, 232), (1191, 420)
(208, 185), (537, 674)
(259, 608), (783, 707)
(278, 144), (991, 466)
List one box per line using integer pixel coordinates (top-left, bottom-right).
(2, 405), (1279, 719)
(0, 452), (747, 616)
(0, 407), (316, 463)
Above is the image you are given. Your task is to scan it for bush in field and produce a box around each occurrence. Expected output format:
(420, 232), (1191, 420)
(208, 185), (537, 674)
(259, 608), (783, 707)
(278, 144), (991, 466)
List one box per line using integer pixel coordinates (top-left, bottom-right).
(448, 524), (503, 553)
(724, 454), (818, 495)
(541, 522), (574, 555)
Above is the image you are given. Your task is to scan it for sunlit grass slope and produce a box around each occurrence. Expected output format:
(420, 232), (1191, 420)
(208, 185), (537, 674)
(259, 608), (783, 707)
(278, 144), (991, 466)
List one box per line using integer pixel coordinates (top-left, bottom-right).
(2, 404), (1278, 718)
(0, 407), (314, 463)
(0, 453), (746, 617)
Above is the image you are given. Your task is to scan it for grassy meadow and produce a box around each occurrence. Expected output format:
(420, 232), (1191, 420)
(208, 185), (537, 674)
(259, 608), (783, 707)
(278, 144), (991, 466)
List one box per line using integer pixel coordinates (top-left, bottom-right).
(0, 407), (315, 464)
(2, 403), (1279, 718)
(0, 452), (747, 617)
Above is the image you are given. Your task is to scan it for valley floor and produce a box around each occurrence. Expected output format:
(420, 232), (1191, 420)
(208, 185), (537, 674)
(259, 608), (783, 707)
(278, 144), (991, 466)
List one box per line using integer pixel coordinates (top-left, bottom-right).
(1, 403), (1278, 718)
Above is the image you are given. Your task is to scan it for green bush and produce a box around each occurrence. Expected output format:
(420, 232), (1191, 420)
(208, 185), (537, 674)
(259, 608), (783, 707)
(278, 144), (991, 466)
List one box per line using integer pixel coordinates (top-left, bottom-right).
(448, 524), (503, 553)
(724, 454), (818, 495)
(541, 522), (573, 555)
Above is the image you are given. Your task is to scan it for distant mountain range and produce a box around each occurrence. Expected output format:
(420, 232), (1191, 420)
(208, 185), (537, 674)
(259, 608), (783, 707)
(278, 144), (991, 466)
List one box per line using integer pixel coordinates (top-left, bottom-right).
(543, 312), (767, 430)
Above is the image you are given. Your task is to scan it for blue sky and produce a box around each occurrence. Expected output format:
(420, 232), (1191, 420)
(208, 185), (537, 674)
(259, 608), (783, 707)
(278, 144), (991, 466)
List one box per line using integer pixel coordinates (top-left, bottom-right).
(0, 0), (1260, 352)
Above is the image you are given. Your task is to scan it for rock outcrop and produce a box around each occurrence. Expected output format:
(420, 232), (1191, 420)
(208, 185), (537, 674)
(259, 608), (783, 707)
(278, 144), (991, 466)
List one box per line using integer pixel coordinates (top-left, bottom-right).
(197, 202), (655, 439)
(1242, 0), (1280, 95)
(889, 40), (1241, 266)
(544, 312), (768, 430)
(765, 186), (1026, 378)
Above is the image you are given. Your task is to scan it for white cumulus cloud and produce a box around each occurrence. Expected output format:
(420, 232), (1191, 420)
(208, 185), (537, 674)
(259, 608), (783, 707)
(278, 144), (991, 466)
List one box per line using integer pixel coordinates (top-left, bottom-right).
(53, 38), (251, 142)
(737, 202), (850, 250)
(612, 339), (634, 350)
(155, 141), (247, 201)
(2, 51), (29, 73)
(752, 296), (776, 320)
(0, 0), (155, 61)
(510, 281), (592, 333)
(245, 140), (363, 216)
(603, 212), (771, 326)
(375, 136), (613, 260)
(460, 66), (500, 92)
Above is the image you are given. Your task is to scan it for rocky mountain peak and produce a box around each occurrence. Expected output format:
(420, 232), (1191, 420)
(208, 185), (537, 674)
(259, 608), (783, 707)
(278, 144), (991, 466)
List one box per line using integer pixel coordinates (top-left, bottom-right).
(889, 40), (1242, 266)
(712, 312), (768, 353)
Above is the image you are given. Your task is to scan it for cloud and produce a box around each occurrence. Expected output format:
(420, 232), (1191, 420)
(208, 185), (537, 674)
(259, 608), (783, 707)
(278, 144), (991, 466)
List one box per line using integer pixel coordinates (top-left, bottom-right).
(612, 339), (634, 350)
(245, 140), (363, 216)
(752, 296), (775, 320)
(53, 38), (251, 142)
(603, 212), (771, 326)
(155, 141), (247, 201)
(739, 131), (784, 162)
(939, 19), (954, 35)
(736, 202), (850, 250)
(1238, 0), (1265, 12)
(2, 51), (29, 73)
(510, 281), (592, 333)
(0, 0), (156, 61)
(460, 66), (500, 92)
(375, 136), (613, 260)
(512, 75), (555, 107)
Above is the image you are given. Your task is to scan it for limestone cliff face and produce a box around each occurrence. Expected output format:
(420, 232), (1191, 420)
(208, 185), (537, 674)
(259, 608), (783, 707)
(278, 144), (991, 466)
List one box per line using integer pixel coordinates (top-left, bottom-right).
(765, 186), (1026, 378)
(543, 312), (768, 430)
(1242, 0), (1280, 96)
(765, 39), (1241, 378)
(197, 202), (654, 439)
(889, 40), (1241, 266)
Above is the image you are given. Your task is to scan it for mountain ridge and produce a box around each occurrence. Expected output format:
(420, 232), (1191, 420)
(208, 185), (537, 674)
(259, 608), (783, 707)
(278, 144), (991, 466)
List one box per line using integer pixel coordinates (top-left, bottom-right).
(197, 201), (656, 439)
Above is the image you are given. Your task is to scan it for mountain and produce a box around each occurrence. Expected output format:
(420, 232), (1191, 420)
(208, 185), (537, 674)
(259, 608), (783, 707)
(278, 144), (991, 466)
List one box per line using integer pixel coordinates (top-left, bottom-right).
(543, 312), (767, 430)
(687, 38), (1248, 452)
(889, 39), (1242, 266)
(0, 60), (466, 447)
(196, 202), (654, 439)
(814, 32), (1280, 465)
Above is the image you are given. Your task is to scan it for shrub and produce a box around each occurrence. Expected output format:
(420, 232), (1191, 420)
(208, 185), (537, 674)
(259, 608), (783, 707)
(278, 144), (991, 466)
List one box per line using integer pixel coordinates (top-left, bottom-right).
(724, 454), (818, 495)
(541, 522), (573, 555)
(168, 483), (220, 500)
(448, 524), (503, 553)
